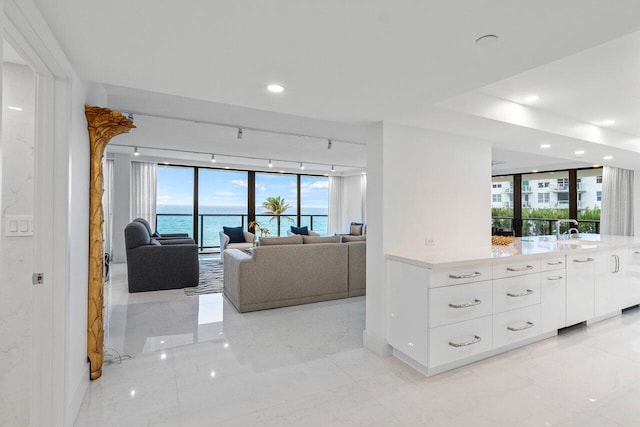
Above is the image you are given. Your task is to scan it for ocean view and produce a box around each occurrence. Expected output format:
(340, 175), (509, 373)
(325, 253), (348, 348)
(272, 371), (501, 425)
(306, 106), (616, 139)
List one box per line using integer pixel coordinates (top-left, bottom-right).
(156, 204), (328, 248)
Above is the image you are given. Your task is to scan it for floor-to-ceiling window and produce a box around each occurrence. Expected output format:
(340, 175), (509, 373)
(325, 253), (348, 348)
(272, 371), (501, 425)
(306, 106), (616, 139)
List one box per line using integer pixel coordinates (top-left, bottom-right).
(155, 165), (195, 237)
(198, 169), (248, 248)
(254, 172), (298, 237)
(492, 167), (603, 237)
(491, 175), (514, 233)
(300, 175), (329, 235)
(522, 171), (570, 236)
(156, 165), (330, 250)
(577, 168), (602, 233)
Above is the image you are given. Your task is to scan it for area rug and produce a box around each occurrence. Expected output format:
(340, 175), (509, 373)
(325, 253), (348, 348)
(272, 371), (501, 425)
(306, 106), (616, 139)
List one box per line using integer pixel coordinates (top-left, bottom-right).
(184, 258), (224, 296)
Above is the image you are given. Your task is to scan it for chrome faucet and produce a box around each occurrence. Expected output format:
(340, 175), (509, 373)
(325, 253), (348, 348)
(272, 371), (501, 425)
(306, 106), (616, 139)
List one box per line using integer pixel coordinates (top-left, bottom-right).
(556, 219), (579, 240)
(567, 227), (580, 239)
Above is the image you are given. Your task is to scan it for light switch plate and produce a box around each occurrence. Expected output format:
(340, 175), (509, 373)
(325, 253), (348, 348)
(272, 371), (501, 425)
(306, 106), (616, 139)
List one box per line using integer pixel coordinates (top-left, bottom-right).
(5, 215), (33, 236)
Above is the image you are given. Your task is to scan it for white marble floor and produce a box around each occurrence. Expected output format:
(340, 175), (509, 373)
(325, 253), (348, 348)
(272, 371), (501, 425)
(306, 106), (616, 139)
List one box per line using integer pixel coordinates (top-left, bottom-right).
(75, 260), (640, 426)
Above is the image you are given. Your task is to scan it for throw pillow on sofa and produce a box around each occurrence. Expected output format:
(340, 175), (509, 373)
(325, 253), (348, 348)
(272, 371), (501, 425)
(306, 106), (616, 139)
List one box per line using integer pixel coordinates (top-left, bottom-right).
(223, 226), (246, 243)
(349, 222), (365, 236)
(290, 225), (310, 235)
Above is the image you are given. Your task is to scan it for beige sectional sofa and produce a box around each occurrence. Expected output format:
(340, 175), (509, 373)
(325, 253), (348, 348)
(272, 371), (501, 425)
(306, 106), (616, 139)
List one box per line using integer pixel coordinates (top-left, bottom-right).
(223, 236), (365, 312)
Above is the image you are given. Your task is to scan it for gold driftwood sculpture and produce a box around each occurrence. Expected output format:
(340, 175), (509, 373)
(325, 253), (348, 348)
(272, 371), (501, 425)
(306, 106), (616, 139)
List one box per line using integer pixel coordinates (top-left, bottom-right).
(85, 106), (135, 380)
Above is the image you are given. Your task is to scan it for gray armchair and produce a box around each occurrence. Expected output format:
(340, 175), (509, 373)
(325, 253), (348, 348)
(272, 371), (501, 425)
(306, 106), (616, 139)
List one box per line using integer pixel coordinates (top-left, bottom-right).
(124, 221), (199, 292)
(133, 217), (195, 244)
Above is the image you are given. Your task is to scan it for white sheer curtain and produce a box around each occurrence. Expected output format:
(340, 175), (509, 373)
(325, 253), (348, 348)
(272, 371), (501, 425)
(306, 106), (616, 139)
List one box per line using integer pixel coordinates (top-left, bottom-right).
(102, 158), (114, 256)
(327, 176), (343, 235)
(130, 161), (157, 227)
(601, 166), (634, 236)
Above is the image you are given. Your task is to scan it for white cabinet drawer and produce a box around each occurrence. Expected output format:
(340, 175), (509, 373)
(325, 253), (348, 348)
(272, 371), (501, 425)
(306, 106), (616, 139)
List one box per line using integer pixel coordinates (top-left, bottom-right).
(429, 281), (493, 328)
(540, 270), (567, 332)
(493, 305), (540, 349)
(429, 315), (493, 367)
(493, 259), (540, 279)
(540, 256), (566, 272)
(493, 273), (541, 313)
(429, 264), (492, 288)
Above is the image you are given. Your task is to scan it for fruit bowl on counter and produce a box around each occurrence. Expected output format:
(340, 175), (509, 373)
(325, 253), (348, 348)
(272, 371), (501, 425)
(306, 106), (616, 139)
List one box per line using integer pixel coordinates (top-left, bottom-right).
(491, 235), (516, 246)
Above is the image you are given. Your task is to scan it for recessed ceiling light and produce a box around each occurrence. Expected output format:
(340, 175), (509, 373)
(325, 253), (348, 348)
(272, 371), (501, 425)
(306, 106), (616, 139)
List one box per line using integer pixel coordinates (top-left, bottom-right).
(525, 95), (540, 102)
(601, 119), (615, 126)
(592, 164), (601, 168)
(7, 105), (22, 111)
(475, 34), (498, 46)
(574, 150), (585, 155)
(603, 155), (613, 160)
(532, 170), (539, 173)
(267, 84), (284, 93)
(540, 144), (551, 149)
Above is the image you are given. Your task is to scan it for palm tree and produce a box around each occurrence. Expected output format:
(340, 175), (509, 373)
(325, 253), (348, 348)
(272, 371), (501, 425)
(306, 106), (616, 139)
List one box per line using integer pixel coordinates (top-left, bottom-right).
(261, 196), (294, 236)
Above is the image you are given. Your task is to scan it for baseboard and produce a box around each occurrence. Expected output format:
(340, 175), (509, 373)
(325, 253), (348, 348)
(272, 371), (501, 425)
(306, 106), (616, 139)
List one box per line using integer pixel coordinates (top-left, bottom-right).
(362, 330), (392, 356)
(65, 362), (89, 427)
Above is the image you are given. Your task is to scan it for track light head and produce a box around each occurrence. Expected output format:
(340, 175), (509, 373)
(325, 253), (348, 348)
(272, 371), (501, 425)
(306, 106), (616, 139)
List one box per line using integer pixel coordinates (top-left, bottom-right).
(300, 162), (304, 170)
(268, 159), (273, 168)
(237, 128), (243, 139)
(133, 147), (139, 156)
(328, 139), (332, 149)
(331, 165), (335, 172)
(211, 154), (216, 163)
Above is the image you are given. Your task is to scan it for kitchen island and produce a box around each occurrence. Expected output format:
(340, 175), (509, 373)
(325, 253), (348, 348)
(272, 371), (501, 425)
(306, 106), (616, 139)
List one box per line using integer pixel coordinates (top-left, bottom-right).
(385, 235), (640, 376)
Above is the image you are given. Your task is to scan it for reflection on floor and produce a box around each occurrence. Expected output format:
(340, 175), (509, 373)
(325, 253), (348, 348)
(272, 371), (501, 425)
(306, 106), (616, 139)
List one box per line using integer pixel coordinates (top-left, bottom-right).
(76, 262), (640, 426)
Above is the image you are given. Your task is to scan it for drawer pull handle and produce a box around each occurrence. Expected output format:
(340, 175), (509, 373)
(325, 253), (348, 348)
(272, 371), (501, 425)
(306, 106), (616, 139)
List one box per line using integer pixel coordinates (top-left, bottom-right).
(507, 265), (534, 272)
(546, 261), (563, 265)
(573, 258), (594, 263)
(547, 276), (564, 281)
(449, 272), (481, 279)
(449, 299), (482, 309)
(507, 321), (535, 332)
(448, 335), (482, 348)
(507, 289), (534, 298)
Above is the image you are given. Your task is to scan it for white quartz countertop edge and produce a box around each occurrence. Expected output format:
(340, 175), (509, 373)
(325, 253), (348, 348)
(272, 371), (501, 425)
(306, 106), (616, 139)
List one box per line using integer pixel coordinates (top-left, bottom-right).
(385, 235), (640, 269)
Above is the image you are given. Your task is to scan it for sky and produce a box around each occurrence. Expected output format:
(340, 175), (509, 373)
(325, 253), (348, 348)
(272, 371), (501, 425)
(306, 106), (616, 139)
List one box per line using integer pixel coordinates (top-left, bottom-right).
(157, 166), (329, 211)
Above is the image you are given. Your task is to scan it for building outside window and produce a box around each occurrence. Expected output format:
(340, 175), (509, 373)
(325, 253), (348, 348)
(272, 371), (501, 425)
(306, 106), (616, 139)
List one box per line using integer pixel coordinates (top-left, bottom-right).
(522, 171), (569, 236)
(491, 176), (514, 232)
(577, 169), (602, 233)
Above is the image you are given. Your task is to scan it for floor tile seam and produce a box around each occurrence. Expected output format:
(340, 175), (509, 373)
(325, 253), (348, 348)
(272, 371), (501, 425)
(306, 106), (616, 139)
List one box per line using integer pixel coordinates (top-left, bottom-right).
(579, 338), (640, 366)
(164, 345), (185, 427)
(590, 410), (627, 427)
(214, 382), (377, 426)
(519, 375), (635, 412)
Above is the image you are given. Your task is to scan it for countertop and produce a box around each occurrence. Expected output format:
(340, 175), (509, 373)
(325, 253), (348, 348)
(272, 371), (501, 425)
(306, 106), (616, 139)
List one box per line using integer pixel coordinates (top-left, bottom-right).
(386, 234), (640, 269)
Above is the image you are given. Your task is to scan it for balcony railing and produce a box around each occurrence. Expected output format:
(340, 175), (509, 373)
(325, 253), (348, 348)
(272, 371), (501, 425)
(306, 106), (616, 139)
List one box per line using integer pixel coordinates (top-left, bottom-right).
(156, 213), (328, 251)
(491, 216), (600, 236)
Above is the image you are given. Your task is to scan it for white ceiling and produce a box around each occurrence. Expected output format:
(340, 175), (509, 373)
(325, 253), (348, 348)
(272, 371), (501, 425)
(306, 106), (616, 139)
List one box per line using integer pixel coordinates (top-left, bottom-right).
(31, 1), (640, 174)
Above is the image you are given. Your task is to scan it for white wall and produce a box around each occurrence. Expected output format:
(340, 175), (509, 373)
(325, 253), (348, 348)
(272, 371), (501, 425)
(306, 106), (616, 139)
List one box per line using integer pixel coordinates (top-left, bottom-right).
(634, 171), (640, 236)
(364, 122), (492, 354)
(0, 61), (35, 426)
(111, 153), (132, 263)
(64, 74), (104, 425)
